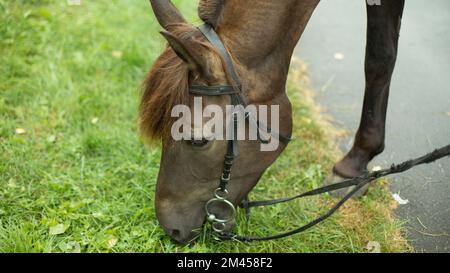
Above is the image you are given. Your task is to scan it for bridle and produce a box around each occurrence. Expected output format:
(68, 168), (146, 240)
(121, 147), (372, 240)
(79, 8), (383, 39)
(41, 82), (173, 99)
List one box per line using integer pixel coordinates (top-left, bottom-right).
(189, 24), (291, 235)
(187, 23), (450, 242)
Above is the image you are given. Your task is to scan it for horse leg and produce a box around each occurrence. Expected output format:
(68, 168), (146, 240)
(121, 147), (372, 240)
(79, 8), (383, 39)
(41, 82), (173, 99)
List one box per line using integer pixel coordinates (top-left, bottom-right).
(326, 1), (405, 196)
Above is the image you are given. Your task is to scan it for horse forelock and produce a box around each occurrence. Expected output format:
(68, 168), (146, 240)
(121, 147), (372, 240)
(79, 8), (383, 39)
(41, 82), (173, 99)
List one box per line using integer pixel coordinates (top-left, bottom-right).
(139, 46), (188, 142)
(139, 23), (225, 142)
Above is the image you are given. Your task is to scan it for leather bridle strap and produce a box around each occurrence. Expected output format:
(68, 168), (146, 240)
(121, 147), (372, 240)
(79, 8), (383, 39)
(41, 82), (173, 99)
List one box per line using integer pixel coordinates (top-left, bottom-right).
(198, 24), (242, 88)
(195, 23), (291, 234)
(244, 172), (370, 208)
(219, 116), (239, 192)
(191, 24), (291, 146)
(194, 24), (243, 199)
(226, 180), (369, 242)
(189, 85), (240, 96)
(222, 144), (450, 242)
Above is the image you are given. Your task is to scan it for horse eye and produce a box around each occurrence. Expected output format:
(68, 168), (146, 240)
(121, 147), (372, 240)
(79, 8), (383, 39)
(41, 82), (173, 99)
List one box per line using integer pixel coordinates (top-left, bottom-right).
(187, 138), (209, 147)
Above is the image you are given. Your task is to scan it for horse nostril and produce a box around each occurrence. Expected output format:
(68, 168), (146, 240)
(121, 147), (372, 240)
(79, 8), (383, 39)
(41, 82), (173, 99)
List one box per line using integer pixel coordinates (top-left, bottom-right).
(171, 229), (181, 238)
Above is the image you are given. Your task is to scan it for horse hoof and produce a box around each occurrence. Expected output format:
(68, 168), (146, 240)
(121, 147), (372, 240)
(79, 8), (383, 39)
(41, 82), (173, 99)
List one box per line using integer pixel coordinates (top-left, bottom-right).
(323, 172), (370, 198)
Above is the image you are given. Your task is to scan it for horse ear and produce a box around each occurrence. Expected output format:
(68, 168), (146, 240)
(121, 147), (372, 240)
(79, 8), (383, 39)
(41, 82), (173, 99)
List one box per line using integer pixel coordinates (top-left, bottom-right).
(150, 0), (186, 31)
(160, 31), (199, 70)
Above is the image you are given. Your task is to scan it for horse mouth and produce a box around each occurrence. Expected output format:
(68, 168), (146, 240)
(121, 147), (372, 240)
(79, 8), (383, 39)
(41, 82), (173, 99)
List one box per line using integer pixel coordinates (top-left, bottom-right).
(164, 216), (236, 245)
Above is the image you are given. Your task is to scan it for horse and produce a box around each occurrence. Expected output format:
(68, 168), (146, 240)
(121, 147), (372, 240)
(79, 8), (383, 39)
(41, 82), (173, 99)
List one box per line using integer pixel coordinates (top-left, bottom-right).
(139, 0), (405, 244)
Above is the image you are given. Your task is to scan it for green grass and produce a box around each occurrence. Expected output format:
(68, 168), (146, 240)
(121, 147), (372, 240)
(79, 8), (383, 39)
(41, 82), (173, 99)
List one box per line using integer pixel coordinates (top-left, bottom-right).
(0, 0), (410, 253)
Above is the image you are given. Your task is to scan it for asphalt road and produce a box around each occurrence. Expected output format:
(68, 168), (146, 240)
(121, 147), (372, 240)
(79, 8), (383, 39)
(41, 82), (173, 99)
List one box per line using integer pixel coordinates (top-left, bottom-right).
(295, 0), (450, 252)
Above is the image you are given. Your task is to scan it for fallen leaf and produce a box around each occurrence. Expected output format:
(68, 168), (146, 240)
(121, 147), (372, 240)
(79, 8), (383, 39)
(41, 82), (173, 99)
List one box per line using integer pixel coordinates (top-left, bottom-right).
(446, 112), (450, 117)
(23, 10), (32, 18)
(49, 223), (68, 235)
(47, 135), (56, 143)
(67, 0), (81, 5)
(92, 212), (103, 219)
(91, 117), (99, 124)
(392, 193), (409, 205)
(37, 7), (52, 19)
(68, 241), (81, 253)
(366, 241), (381, 253)
(7, 178), (17, 188)
(334, 52), (345, 60)
(106, 237), (118, 249)
(371, 165), (382, 171)
(112, 51), (123, 59)
(15, 128), (26, 135)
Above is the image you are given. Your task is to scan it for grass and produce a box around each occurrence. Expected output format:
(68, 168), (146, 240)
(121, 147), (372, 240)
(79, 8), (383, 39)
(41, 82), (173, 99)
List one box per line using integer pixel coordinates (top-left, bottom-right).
(0, 0), (411, 253)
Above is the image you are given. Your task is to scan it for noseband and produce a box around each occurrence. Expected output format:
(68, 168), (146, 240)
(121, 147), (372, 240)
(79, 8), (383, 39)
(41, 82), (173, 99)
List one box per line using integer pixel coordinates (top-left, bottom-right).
(188, 23), (450, 242)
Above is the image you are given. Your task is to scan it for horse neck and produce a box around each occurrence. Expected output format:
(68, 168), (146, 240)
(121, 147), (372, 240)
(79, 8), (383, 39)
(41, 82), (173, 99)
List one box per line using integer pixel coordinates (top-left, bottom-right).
(217, 0), (319, 72)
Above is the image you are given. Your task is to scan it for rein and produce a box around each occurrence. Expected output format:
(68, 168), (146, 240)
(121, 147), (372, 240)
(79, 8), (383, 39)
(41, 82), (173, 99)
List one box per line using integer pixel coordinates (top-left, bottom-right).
(224, 144), (450, 242)
(189, 23), (450, 242)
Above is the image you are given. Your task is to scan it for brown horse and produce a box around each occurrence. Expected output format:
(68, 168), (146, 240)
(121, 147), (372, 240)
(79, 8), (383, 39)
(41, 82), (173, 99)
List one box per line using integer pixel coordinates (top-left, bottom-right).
(140, 0), (405, 243)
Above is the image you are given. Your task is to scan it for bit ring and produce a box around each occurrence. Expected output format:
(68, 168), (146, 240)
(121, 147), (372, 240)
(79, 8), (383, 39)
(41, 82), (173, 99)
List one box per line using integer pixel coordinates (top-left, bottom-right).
(205, 197), (236, 224)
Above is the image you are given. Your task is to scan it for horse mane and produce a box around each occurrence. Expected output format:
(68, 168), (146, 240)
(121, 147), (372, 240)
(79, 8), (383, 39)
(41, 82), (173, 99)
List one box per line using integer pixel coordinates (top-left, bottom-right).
(140, 2), (228, 142)
(198, 0), (226, 28)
